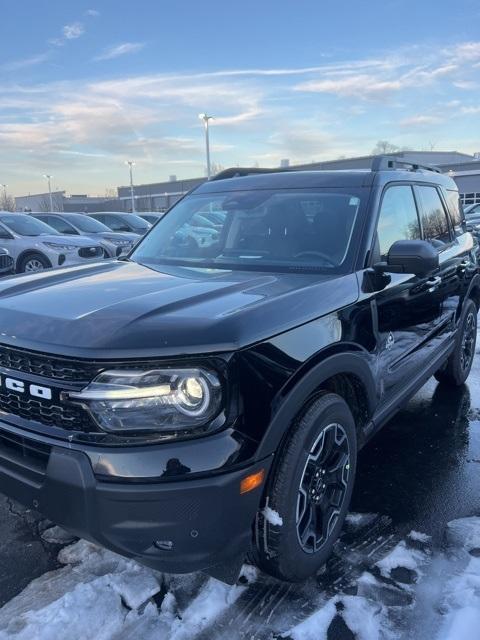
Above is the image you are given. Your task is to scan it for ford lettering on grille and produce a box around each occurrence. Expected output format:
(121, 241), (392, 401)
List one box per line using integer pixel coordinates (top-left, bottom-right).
(0, 375), (52, 400)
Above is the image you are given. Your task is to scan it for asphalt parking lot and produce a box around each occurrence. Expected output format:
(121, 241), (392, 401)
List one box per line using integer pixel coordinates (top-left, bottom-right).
(1, 338), (480, 637)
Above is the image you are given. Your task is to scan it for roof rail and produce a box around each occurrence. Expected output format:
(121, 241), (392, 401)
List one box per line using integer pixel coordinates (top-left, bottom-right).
(211, 167), (290, 181)
(371, 155), (441, 174)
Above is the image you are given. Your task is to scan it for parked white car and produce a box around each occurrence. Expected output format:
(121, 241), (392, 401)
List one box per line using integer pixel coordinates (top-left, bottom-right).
(0, 212), (104, 273)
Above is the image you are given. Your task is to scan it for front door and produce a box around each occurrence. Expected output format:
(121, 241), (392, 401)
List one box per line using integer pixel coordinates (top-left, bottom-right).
(368, 184), (446, 404)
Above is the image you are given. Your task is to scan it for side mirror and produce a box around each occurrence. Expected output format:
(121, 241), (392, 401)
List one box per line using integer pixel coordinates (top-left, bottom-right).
(376, 240), (439, 277)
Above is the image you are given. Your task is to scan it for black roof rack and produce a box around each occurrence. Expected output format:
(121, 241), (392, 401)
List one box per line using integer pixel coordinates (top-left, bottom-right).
(371, 155), (441, 174)
(211, 167), (291, 181)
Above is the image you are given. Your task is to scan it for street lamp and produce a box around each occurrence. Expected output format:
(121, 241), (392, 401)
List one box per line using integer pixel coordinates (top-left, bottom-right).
(43, 174), (53, 211)
(126, 161), (136, 213)
(198, 113), (214, 179)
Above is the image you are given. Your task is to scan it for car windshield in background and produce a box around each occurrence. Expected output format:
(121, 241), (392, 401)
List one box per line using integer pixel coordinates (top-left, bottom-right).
(0, 215), (59, 237)
(133, 188), (363, 272)
(122, 214), (150, 231)
(66, 214), (111, 233)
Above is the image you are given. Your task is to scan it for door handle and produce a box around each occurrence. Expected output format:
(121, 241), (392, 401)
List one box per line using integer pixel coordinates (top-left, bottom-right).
(426, 276), (441, 292)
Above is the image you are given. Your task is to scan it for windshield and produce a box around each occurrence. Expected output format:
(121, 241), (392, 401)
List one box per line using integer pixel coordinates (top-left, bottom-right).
(121, 214), (150, 231)
(0, 215), (59, 237)
(67, 214), (111, 233)
(132, 188), (363, 272)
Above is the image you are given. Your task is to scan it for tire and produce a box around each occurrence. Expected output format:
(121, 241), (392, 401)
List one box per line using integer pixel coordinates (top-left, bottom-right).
(253, 392), (357, 582)
(435, 298), (478, 386)
(17, 253), (51, 273)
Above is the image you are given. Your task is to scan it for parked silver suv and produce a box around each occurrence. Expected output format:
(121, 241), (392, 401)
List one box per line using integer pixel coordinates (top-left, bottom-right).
(0, 213), (104, 273)
(31, 213), (137, 258)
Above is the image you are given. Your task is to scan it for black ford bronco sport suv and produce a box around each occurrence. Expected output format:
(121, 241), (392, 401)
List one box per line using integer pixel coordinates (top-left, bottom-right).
(0, 157), (478, 584)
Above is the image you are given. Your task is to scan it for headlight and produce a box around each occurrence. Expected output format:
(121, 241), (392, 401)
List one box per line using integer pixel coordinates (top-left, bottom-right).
(43, 242), (77, 251)
(66, 368), (222, 433)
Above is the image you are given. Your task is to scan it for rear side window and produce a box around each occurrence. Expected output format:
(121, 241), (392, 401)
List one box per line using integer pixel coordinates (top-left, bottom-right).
(416, 186), (451, 247)
(445, 190), (465, 237)
(377, 185), (421, 259)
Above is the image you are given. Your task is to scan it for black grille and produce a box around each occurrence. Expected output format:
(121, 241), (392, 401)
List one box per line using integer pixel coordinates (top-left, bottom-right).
(0, 391), (95, 431)
(78, 246), (103, 259)
(0, 426), (51, 476)
(0, 345), (101, 383)
(0, 254), (13, 271)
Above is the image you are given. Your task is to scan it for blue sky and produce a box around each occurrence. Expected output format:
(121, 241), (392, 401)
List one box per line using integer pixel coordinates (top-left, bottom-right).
(2, 0), (480, 195)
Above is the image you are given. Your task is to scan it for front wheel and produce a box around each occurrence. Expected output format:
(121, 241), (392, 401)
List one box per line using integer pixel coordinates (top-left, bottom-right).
(18, 253), (51, 273)
(435, 298), (477, 386)
(253, 393), (357, 582)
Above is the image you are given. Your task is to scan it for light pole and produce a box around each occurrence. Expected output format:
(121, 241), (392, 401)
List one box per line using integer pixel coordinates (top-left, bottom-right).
(126, 161), (136, 212)
(198, 113), (214, 179)
(43, 174), (53, 211)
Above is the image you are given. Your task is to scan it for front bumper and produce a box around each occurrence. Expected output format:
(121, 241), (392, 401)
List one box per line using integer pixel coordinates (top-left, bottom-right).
(0, 421), (271, 575)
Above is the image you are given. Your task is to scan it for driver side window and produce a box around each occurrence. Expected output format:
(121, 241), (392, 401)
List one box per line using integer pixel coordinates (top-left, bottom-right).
(377, 185), (421, 260)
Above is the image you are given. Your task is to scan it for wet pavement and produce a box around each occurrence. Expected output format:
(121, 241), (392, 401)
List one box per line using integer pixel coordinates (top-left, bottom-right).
(1, 335), (480, 627)
(0, 497), (59, 607)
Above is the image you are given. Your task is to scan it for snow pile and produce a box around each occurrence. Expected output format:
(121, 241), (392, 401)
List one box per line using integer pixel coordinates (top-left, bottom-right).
(345, 512), (379, 529)
(376, 538), (427, 579)
(434, 517), (480, 640)
(0, 540), (160, 640)
(286, 595), (387, 640)
(0, 539), (254, 640)
(40, 525), (77, 545)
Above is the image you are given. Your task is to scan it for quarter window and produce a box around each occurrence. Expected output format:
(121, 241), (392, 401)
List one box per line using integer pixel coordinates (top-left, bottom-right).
(445, 190), (465, 237)
(377, 186), (421, 259)
(416, 186), (451, 247)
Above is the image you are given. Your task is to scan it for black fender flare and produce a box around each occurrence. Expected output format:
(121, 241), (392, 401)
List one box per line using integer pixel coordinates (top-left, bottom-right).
(464, 272), (480, 313)
(255, 352), (377, 460)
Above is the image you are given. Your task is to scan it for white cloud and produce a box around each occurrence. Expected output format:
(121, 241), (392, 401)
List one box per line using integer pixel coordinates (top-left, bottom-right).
(400, 115), (443, 127)
(448, 42), (480, 62)
(461, 106), (480, 114)
(85, 9), (100, 17)
(49, 22), (85, 46)
(295, 74), (403, 98)
(63, 22), (85, 40)
(1, 52), (50, 72)
(453, 80), (478, 90)
(94, 42), (145, 61)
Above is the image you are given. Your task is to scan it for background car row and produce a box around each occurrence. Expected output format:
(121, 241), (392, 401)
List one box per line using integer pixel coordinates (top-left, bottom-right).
(0, 211), (150, 275)
(0, 207), (227, 276)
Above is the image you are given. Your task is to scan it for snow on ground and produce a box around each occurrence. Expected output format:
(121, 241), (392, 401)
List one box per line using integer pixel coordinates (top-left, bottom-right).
(2, 515), (480, 639)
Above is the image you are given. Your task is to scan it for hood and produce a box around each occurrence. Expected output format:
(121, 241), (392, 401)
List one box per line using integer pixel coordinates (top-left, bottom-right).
(32, 234), (102, 248)
(0, 260), (358, 358)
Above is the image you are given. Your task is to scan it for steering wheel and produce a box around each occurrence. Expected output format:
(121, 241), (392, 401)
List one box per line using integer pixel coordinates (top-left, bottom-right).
(294, 250), (336, 267)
